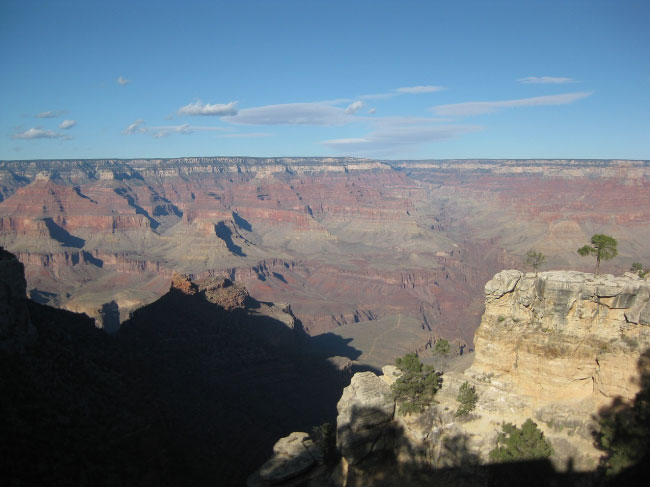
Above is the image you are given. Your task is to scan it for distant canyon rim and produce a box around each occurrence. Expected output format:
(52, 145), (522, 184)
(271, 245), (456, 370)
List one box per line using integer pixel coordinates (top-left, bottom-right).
(1, 157), (648, 358)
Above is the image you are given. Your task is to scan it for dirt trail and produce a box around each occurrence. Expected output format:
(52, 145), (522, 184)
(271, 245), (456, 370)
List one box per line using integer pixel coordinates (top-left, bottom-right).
(367, 314), (402, 360)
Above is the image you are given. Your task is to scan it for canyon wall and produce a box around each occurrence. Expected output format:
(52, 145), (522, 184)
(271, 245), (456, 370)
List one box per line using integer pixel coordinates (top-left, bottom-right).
(1, 157), (648, 359)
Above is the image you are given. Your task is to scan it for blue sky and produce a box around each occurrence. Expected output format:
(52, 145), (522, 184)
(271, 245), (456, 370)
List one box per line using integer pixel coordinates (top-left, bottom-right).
(1, 0), (648, 160)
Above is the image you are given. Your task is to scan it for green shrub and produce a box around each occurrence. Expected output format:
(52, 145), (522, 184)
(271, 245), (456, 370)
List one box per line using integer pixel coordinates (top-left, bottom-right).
(392, 353), (442, 414)
(489, 418), (553, 462)
(455, 381), (478, 417)
(433, 338), (450, 356)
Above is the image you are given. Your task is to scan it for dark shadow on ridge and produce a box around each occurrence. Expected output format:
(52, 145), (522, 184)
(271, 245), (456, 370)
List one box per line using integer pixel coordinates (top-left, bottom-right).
(214, 221), (245, 256)
(42, 217), (85, 248)
(232, 211), (252, 231)
(113, 187), (160, 230)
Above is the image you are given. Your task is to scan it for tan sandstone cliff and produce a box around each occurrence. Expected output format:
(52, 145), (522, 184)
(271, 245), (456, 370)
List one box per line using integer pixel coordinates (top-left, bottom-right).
(469, 269), (650, 408)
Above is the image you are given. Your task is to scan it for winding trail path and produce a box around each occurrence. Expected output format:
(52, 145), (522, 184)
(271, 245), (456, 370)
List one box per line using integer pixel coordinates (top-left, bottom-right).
(366, 313), (402, 360)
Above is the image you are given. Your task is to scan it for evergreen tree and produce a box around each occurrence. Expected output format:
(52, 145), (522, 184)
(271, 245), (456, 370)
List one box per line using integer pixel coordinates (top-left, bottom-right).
(525, 249), (545, 276)
(455, 381), (478, 417)
(578, 234), (618, 275)
(392, 353), (442, 414)
(489, 418), (553, 462)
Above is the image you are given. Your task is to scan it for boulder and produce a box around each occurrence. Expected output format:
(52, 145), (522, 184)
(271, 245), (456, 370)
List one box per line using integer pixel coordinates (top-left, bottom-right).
(256, 432), (321, 484)
(336, 371), (395, 465)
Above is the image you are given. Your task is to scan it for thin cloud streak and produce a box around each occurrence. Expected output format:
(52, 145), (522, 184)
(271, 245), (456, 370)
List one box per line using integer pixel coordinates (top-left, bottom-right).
(431, 91), (594, 117)
(517, 76), (577, 84)
(323, 124), (481, 155)
(12, 128), (69, 139)
(396, 85), (446, 94)
(35, 110), (65, 118)
(122, 120), (226, 137)
(178, 100), (238, 116)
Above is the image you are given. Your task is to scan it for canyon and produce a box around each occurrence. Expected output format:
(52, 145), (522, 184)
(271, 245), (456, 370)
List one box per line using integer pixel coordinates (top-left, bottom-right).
(1, 157), (649, 361)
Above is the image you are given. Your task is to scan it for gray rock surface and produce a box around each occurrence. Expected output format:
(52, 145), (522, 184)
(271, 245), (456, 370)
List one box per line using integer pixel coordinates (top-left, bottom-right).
(336, 371), (395, 465)
(257, 432), (321, 484)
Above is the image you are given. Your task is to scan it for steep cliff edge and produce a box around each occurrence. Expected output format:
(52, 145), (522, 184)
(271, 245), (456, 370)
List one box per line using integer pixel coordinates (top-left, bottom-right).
(250, 270), (650, 485)
(469, 270), (650, 408)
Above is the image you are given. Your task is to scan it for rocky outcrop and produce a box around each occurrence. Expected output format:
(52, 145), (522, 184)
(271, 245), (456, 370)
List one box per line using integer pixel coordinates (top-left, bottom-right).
(248, 432), (324, 486)
(471, 270), (650, 406)
(336, 371), (395, 465)
(170, 272), (198, 295)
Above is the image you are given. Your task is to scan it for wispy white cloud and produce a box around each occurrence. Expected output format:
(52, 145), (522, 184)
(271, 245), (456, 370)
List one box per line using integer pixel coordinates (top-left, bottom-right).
(177, 100), (238, 116)
(517, 76), (577, 84)
(59, 119), (76, 129)
(149, 124), (194, 138)
(344, 101), (364, 114)
(431, 91), (594, 117)
(117, 76), (130, 85)
(35, 110), (65, 118)
(323, 124), (480, 155)
(149, 124), (226, 138)
(358, 84), (446, 100)
(122, 119), (226, 137)
(396, 85), (446, 94)
(368, 108), (376, 114)
(123, 119), (146, 135)
(224, 102), (352, 126)
(12, 128), (69, 139)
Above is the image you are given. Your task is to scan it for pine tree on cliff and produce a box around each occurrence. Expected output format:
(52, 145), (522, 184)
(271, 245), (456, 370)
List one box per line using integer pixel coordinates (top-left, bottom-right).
(392, 353), (442, 414)
(578, 234), (618, 275)
(525, 249), (545, 276)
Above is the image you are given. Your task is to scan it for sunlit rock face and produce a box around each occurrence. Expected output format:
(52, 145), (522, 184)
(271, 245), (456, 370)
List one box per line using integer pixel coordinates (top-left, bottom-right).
(470, 270), (650, 407)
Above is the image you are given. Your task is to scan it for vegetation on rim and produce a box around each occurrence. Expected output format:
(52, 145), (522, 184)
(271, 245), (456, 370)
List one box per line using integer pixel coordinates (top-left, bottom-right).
(577, 234), (618, 275)
(525, 249), (545, 276)
(455, 381), (478, 417)
(391, 353), (442, 414)
(489, 418), (553, 462)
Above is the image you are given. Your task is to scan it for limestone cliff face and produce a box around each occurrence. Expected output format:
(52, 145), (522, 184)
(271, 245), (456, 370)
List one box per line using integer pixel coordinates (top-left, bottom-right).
(470, 270), (650, 407)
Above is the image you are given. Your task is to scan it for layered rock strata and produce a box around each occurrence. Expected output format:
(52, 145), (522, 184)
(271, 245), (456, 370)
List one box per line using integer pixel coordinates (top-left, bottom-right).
(470, 270), (650, 407)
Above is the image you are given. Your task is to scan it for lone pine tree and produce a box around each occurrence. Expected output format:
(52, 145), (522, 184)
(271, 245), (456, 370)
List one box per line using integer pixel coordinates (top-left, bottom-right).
(578, 234), (617, 275)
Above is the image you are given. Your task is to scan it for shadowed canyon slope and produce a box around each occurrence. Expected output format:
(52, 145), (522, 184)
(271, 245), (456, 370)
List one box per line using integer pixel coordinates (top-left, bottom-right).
(1, 157), (649, 354)
(0, 248), (355, 486)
